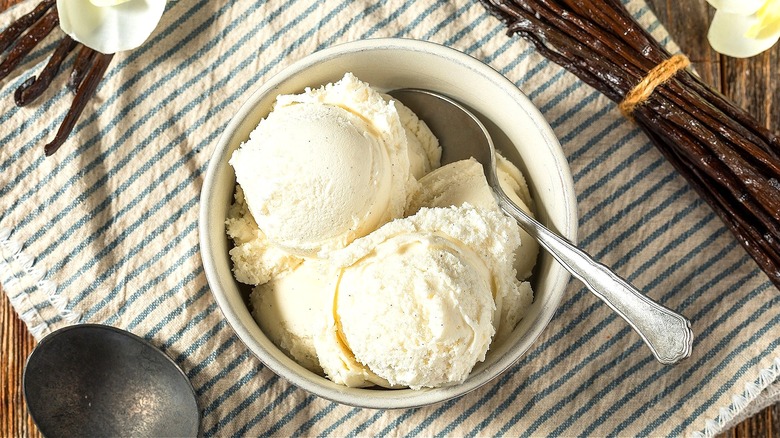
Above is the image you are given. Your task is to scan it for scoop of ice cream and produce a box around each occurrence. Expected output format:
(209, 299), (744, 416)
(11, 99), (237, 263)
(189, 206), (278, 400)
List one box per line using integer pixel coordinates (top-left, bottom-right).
(391, 96), (441, 179)
(226, 186), (302, 285)
(251, 260), (337, 374)
(496, 153), (533, 211)
(335, 233), (494, 389)
(316, 205), (529, 388)
(408, 156), (539, 281)
(230, 103), (393, 256)
(230, 73), (415, 257)
(406, 160), (537, 343)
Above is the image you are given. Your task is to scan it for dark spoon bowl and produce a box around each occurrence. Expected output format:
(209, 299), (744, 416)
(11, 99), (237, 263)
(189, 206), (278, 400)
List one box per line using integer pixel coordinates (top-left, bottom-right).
(23, 324), (200, 437)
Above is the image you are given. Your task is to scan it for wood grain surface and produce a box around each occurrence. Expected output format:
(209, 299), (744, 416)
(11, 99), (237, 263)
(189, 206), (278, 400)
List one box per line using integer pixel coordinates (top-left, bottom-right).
(0, 0), (778, 437)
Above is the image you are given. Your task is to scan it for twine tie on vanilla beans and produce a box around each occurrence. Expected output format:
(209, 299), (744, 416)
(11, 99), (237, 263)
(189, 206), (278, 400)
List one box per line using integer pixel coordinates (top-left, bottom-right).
(619, 54), (691, 118)
(480, 0), (780, 291)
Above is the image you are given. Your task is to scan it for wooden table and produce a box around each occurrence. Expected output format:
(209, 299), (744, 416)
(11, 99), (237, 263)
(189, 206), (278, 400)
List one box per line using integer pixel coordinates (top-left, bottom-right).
(1, 0), (778, 436)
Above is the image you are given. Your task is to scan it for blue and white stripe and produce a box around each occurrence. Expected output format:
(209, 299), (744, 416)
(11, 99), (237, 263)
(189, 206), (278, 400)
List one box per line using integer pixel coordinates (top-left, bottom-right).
(1, 0), (777, 436)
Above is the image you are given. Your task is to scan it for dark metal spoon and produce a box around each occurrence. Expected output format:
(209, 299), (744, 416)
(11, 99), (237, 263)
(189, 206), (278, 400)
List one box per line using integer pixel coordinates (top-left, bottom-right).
(23, 324), (200, 437)
(389, 88), (693, 365)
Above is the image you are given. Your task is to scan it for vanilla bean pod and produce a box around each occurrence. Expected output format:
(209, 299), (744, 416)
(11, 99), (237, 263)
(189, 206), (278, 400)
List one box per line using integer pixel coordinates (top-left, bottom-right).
(659, 82), (775, 165)
(44, 52), (113, 156)
(635, 90), (780, 281)
(656, 83), (780, 181)
(495, 0), (777, 164)
(641, 123), (780, 284)
(575, 0), (667, 66)
(678, 74), (780, 151)
(508, 16), (630, 101)
(68, 46), (97, 92)
(14, 35), (77, 106)
(639, 99), (780, 241)
(0, 0), (54, 53)
(0, 1), (118, 156)
(0, 8), (58, 81)
(640, 87), (780, 226)
(480, 0), (780, 289)
(527, 0), (775, 156)
(647, 91), (780, 202)
(536, 0), (655, 75)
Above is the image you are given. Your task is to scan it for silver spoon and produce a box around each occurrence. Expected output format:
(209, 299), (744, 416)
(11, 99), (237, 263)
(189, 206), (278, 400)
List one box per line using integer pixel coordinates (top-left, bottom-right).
(24, 324), (200, 437)
(389, 89), (693, 365)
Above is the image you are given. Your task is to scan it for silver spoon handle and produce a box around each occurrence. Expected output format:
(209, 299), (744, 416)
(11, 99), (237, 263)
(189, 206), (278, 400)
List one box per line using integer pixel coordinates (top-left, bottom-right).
(496, 195), (693, 365)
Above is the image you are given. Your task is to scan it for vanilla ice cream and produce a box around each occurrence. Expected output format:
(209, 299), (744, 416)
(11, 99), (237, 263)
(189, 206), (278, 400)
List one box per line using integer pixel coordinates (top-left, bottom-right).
(394, 96), (441, 179)
(314, 205), (526, 389)
(225, 186), (303, 285)
(227, 73), (538, 390)
(251, 260), (335, 373)
(408, 155), (539, 281)
(230, 73), (436, 257)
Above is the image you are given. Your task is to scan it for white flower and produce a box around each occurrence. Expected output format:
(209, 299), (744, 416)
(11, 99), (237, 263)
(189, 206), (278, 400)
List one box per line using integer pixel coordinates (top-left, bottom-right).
(57, 0), (167, 54)
(706, 0), (780, 57)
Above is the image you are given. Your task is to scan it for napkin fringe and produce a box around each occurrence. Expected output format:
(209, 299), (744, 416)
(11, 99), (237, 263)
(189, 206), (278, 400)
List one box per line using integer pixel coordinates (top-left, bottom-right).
(692, 356), (780, 438)
(0, 226), (77, 339)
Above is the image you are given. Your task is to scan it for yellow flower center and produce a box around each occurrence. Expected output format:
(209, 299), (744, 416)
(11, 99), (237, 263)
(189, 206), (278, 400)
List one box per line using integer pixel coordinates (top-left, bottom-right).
(746, 0), (780, 39)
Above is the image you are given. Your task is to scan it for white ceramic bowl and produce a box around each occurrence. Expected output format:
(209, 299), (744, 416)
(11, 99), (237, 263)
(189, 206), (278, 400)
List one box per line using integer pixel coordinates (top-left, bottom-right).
(199, 38), (577, 409)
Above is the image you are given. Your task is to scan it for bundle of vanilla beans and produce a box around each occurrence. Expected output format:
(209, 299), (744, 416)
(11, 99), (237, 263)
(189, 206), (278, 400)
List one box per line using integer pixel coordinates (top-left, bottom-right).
(0, 0), (113, 155)
(479, 0), (780, 290)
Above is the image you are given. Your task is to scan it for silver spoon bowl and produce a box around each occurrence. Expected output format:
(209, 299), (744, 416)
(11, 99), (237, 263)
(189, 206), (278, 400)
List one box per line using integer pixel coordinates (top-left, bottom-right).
(390, 89), (693, 365)
(24, 324), (200, 437)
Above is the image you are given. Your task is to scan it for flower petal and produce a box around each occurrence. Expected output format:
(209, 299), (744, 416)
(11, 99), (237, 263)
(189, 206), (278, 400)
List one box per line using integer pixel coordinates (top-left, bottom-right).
(57, 0), (166, 54)
(706, 0), (765, 15)
(708, 9), (780, 57)
(746, 0), (780, 39)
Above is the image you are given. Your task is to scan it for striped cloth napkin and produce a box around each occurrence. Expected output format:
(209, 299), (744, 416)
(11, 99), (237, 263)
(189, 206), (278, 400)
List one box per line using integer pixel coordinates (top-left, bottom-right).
(1, 0), (778, 436)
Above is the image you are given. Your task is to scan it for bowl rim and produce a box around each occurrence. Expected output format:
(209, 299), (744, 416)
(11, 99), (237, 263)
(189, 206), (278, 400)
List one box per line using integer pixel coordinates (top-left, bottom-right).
(199, 37), (578, 409)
